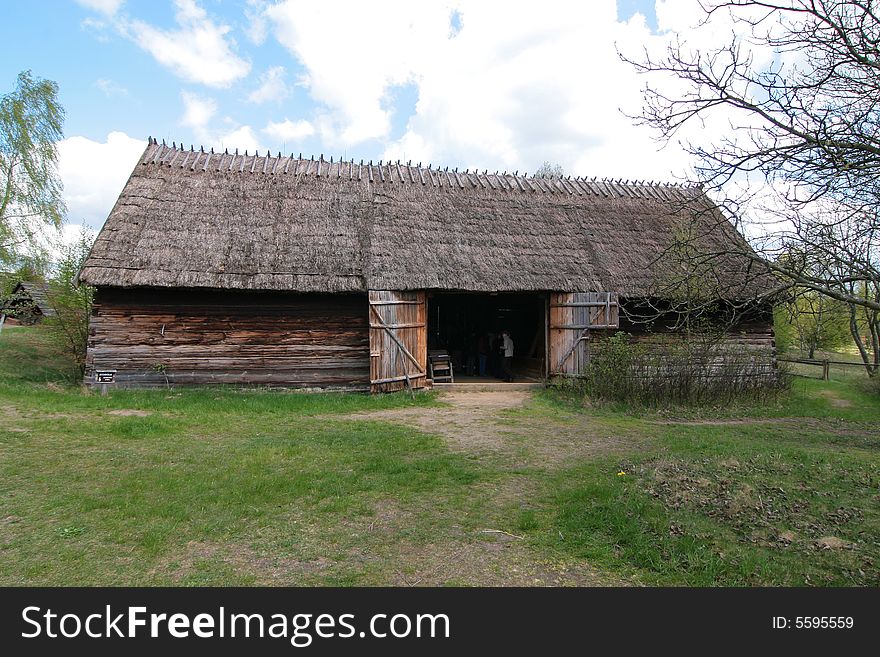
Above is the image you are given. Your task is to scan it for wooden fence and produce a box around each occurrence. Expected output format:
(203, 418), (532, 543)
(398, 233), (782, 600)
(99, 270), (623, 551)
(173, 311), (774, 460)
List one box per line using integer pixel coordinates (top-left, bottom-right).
(777, 357), (871, 380)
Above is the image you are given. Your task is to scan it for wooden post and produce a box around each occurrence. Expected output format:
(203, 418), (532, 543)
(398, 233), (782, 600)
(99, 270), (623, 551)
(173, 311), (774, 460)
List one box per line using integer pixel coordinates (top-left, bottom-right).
(823, 359), (830, 381)
(0, 313), (5, 334)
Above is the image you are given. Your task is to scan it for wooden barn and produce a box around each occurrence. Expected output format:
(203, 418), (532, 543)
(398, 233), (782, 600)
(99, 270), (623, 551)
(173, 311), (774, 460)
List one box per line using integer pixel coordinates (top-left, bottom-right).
(78, 139), (776, 391)
(1, 281), (56, 325)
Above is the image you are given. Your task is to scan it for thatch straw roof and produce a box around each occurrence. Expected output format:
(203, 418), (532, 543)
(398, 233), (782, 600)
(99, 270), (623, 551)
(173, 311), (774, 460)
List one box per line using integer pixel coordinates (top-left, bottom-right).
(80, 139), (771, 297)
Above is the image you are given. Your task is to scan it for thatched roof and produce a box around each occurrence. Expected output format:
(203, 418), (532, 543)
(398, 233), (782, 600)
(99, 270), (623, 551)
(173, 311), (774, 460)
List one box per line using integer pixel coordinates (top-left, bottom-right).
(80, 139), (771, 297)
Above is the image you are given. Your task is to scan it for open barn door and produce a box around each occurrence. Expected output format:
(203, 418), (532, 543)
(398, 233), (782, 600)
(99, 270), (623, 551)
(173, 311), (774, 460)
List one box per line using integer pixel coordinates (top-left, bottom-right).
(549, 292), (619, 376)
(368, 290), (427, 393)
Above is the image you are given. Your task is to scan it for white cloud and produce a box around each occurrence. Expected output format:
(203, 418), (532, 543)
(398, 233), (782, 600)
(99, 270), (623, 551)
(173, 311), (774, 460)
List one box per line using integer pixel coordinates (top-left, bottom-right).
(260, 0), (697, 178)
(75, 0), (123, 16)
(266, 1), (453, 146)
(66, 0), (795, 213)
(180, 91), (217, 133)
(26, 222), (98, 265)
(257, 0), (800, 184)
(263, 118), (315, 144)
(122, 0), (250, 88)
(179, 92), (263, 153)
(80, 16), (111, 41)
(57, 131), (146, 229)
(244, 0), (269, 45)
(61, 223), (97, 246)
(247, 66), (289, 104)
(215, 126), (262, 153)
(94, 78), (129, 98)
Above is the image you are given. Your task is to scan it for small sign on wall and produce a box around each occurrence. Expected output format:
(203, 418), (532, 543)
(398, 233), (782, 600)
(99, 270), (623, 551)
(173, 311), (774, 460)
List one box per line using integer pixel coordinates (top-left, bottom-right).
(95, 370), (117, 384)
(95, 370), (117, 395)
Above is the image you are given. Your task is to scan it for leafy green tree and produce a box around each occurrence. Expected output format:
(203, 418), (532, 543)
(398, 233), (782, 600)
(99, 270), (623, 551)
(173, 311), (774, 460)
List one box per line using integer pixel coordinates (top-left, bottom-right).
(775, 289), (851, 358)
(1, 252), (51, 291)
(44, 232), (94, 378)
(0, 70), (65, 265)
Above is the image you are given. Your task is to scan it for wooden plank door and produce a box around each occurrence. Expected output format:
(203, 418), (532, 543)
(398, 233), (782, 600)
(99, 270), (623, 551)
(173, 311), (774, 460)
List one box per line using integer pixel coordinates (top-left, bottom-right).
(549, 292), (619, 376)
(368, 290), (427, 392)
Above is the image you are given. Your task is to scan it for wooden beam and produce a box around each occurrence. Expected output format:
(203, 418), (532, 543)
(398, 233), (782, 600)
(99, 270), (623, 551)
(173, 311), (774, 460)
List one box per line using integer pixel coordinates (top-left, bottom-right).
(369, 322), (426, 329)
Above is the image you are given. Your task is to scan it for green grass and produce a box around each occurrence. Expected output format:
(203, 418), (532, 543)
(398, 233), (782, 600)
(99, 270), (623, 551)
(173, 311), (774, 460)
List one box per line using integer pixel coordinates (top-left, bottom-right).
(0, 325), (76, 383)
(2, 326), (878, 586)
(0, 327), (483, 585)
(516, 382), (880, 586)
(3, 415), (481, 584)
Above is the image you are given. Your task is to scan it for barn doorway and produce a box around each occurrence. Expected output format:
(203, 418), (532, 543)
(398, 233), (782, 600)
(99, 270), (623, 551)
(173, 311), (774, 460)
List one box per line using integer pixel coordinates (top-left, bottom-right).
(426, 292), (546, 382)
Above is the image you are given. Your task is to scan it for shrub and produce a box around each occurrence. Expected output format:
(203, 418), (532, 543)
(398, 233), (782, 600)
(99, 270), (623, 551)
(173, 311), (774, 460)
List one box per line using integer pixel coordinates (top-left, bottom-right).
(557, 331), (789, 407)
(43, 233), (94, 379)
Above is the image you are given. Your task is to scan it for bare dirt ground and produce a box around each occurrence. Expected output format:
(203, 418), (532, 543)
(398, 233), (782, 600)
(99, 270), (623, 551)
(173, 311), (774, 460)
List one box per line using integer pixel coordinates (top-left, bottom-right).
(328, 390), (645, 586)
(818, 389), (854, 408)
(156, 531), (620, 586)
(345, 391), (530, 453)
(107, 409), (154, 417)
(344, 390), (645, 469)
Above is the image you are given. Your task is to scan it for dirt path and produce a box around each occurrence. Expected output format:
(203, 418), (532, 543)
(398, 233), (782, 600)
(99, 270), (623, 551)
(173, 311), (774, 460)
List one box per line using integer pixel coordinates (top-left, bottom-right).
(346, 391), (530, 454)
(344, 390), (645, 468)
(330, 390), (643, 586)
(139, 390), (641, 586)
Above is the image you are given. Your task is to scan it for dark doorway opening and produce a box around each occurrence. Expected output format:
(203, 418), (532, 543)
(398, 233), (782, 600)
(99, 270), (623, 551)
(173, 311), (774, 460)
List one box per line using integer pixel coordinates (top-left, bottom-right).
(426, 292), (546, 382)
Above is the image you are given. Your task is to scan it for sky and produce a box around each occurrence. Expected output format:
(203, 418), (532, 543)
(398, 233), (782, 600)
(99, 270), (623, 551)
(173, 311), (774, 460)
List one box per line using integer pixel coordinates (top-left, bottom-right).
(2, 1), (745, 238)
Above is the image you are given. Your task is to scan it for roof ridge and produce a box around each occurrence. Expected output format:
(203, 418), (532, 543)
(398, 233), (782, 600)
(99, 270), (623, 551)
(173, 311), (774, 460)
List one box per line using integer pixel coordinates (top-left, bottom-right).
(142, 136), (703, 198)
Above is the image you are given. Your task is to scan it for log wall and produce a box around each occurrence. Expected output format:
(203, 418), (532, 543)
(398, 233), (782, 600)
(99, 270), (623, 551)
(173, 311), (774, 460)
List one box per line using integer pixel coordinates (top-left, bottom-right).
(596, 301), (778, 377)
(85, 288), (370, 388)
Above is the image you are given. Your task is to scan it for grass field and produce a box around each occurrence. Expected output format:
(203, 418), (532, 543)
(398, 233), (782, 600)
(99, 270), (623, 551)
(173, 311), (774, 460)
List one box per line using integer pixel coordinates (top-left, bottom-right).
(1, 326), (878, 586)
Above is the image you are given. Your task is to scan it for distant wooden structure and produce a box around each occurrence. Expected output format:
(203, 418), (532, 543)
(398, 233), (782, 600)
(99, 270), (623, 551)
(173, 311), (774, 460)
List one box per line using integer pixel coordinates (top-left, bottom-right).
(77, 138), (777, 390)
(1, 282), (55, 325)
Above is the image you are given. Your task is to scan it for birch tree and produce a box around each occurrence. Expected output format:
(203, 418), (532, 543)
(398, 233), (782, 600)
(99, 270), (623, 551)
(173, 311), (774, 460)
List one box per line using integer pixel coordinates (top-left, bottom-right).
(0, 70), (65, 265)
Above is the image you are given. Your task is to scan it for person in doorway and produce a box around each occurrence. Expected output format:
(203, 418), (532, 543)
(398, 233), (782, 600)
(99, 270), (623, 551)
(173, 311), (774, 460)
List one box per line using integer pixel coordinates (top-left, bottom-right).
(500, 330), (514, 382)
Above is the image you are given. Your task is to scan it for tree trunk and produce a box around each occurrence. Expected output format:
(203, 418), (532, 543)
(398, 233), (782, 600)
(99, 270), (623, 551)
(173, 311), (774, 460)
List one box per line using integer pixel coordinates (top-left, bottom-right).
(849, 304), (878, 378)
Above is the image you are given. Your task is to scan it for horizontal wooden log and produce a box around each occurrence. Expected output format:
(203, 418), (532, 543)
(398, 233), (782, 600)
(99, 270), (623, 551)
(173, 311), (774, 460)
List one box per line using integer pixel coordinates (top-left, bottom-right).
(369, 374), (428, 385)
(369, 322), (426, 329)
(549, 302), (619, 308)
(550, 324), (619, 330)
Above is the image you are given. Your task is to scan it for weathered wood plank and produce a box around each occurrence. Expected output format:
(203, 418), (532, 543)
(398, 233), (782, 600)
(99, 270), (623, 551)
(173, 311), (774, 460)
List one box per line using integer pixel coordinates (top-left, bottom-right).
(86, 288), (370, 388)
(368, 290), (427, 393)
(549, 292), (619, 375)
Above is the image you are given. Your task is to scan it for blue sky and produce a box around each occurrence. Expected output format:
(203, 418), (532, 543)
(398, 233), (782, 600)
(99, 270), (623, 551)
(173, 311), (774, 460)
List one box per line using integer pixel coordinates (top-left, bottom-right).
(3, 1), (702, 233)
